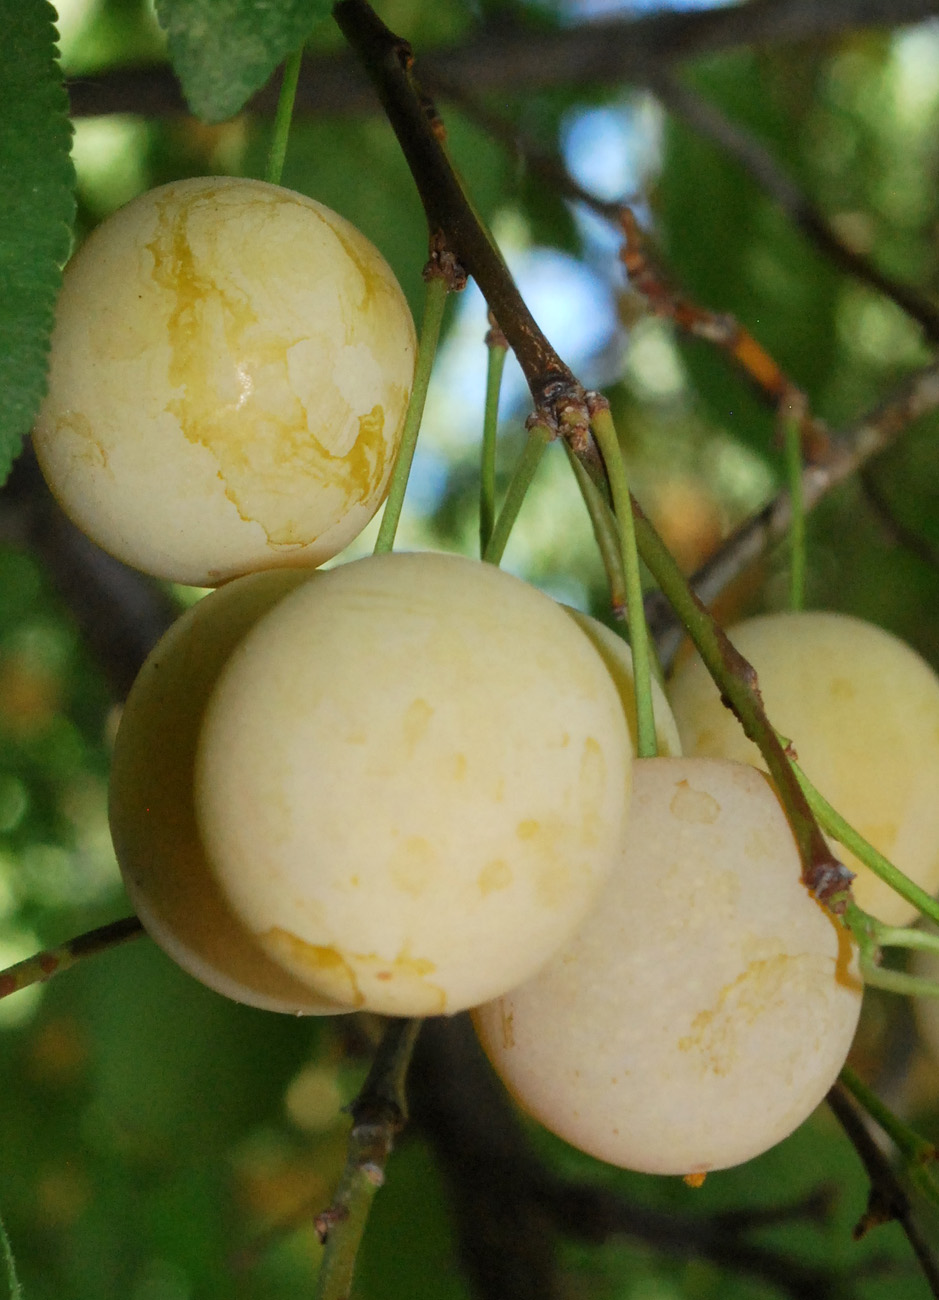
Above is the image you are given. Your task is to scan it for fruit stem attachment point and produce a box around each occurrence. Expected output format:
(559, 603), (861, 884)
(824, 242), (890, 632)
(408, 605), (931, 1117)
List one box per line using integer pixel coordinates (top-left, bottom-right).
(791, 757), (939, 929)
(374, 274), (449, 555)
(314, 1017), (422, 1300)
(265, 47), (303, 186)
(842, 900), (939, 1000)
(588, 399), (657, 758)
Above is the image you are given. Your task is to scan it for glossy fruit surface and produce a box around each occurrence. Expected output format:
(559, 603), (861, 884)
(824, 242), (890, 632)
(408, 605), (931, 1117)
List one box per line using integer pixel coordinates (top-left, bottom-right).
(668, 611), (939, 925)
(33, 176), (416, 586)
(110, 569), (345, 1014)
(475, 757), (862, 1176)
(195, 551), (633, 1016)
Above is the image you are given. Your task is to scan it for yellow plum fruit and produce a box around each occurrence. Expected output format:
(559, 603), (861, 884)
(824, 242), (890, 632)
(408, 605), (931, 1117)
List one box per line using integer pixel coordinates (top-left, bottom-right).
(475, 756), (862, 1176)
(194, 551), (633, 1016)
(33, 176), (416, 585)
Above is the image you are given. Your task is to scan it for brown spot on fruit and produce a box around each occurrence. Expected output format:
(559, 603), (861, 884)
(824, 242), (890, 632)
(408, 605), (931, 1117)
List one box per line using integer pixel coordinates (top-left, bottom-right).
(670, 780), (720, 825)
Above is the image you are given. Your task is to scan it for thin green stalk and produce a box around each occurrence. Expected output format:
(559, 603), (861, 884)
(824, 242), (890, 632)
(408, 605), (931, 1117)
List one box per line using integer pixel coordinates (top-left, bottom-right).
(791, 758), (939, 929)
(315, 1018), (422, 1300)
(828, 1082), (939, 1289)
(564, 444), (627, 612)
(374, 275), (449, 554)
(0, 1210), (22, 1300)
(482, 426), (550, 567)
(844, 918), (939, 998)
(589, 405), (656, 758)
(265, 48), (304, 186)
(479, 327), (508, 556)
(783, 409), (806, 610)
(866, 924), (939, 957)
(0, 916), (143, 1001)
(837, 1066), (931, 1180)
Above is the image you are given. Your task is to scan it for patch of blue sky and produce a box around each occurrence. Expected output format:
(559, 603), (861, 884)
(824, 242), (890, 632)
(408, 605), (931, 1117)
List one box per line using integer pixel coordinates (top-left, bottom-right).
(560, 0), (734, 22)
(405, 447), (451, 514)
(560, 98), (661, 269)
(564, 107), (636, 201)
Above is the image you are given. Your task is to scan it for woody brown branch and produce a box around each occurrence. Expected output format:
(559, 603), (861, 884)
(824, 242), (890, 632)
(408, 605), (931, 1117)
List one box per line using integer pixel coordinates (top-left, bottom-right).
(67, 0), (939, 119)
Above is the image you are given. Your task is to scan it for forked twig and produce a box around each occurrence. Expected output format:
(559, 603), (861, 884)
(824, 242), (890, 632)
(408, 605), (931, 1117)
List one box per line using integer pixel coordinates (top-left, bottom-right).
(828, 1081), (939, 1298)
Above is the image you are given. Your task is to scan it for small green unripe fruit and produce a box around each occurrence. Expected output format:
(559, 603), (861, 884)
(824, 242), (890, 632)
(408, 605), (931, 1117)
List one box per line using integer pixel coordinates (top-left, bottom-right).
(33, 176), (416, 585)
(667, 611), (939, 925)
(194, 551), (634, 1016)
(475, 757), (862, 1176)
(109, 569), (345, 1014)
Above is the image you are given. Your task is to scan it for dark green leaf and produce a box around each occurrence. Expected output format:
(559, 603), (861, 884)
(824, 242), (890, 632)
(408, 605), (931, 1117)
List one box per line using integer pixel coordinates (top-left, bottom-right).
(0, 0), (75, 487)
(155, 0), (331, 123)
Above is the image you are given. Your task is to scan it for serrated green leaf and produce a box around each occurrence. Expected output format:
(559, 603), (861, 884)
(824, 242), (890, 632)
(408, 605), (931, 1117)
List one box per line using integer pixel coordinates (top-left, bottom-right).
(0, 0), (75, 487)
(155, 0), (331, 124)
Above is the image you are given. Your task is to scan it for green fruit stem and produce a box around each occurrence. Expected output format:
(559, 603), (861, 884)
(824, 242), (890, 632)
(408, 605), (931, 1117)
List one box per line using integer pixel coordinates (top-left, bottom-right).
(374, 273), (449, 555)
(480, 321), (508, 556)
(790, 756), (939, 930)
(844, 915), (939, 998)
(838, 1066), (939, 1210)
(265, 48), (303, 186)
(564, 444), (627, 613)
(314, 1018), (422, 1300)
(482, 424), (550, 567)
(0, 1209), (22, 1300)
(588, 402), (657, 759)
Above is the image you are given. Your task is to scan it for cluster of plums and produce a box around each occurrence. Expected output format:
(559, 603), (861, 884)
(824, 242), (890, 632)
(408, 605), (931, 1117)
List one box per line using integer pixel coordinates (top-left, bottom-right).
(32, 176), (939, 1178)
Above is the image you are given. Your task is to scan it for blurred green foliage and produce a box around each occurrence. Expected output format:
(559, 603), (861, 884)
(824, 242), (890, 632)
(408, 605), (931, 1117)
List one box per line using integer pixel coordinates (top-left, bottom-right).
(2, 0), (939, 1296)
